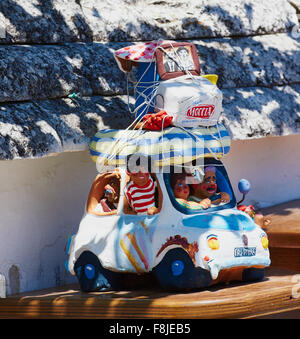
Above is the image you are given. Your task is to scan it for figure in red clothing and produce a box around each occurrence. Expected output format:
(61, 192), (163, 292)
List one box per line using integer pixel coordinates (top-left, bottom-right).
(124, 155), (159, 215)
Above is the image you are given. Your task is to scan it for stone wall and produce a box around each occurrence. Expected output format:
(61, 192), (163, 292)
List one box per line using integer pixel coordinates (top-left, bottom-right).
(0, 0), (299, 160)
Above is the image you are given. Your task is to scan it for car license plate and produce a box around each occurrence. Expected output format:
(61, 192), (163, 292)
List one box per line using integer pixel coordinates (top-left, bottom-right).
(234, 247), (256, 257)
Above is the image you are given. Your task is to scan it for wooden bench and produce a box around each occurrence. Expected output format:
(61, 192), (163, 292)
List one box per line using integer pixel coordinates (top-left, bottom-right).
(262, 199), (300, 273)
(0, 199), (299, 319)
(0, 267), (299, 319)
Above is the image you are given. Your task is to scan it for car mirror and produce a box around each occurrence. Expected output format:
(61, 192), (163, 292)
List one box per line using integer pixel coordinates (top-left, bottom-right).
(237, 179), (251, 204)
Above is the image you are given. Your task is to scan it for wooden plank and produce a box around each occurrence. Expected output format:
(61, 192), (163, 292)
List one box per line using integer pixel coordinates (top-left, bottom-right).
(263, 199), (300, 245)
(269, 248), (300, 273)
(262, 199), (300, 272)
(0, 200), (298, 319)
(1, 267), (300, 319)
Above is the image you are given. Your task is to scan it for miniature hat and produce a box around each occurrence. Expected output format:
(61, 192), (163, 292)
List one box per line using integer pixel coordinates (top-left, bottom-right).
(204, 166), (216, 173)
(114, 40), (174, 72)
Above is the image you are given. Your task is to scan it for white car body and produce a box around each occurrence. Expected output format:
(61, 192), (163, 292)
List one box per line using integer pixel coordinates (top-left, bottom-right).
(66, 169), (270, 283)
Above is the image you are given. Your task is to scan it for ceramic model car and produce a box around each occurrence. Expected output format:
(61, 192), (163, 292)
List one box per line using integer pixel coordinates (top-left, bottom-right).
(65, 158), (270, 292)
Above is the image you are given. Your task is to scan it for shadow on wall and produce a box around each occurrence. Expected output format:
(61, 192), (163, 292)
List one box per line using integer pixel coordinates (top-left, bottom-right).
(0, 0), (93, 43)
(8, 265), (20, 295)
(0, 1), (299, 158)
(0, 96), (135, 160)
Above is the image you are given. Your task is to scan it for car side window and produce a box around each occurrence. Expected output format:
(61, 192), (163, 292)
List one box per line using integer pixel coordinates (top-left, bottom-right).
(165, 162), (235, 214)
(123, 173), (162, 215)
(86, 172), (121, 216)
(169, 172), (204, 212)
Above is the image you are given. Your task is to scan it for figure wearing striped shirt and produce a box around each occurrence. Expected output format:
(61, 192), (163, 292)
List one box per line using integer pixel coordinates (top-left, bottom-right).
(125, 170), (158, 215)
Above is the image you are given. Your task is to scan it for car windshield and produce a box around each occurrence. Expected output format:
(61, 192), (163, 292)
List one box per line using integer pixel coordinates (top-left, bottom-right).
(163, 159), (236, 215)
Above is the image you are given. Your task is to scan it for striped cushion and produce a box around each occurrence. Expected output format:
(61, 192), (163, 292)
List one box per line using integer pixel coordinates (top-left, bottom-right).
(90, 124), (231, 168)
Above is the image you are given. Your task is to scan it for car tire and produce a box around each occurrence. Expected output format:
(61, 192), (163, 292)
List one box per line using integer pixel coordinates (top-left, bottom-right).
(74, 251), (119, 292)
(153, 248), (211, 290)
(242, 267), (265, 282)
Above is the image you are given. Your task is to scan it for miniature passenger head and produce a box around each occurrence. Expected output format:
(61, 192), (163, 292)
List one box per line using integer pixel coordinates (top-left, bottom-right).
(104, 177), (120, 203)
(126, 154), (152, 187)
(165, 50), (176, 61)
(177, 46), (189, 59)
(192, 166), (217, 199)
(171, 173), (190, 200)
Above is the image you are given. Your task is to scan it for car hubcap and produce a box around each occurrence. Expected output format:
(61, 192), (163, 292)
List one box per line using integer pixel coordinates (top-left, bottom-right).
(171, 260), (184, 276)
(84, 264), (95, 279)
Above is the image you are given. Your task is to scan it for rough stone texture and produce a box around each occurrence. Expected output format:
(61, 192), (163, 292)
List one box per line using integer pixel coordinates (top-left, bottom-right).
(0, 0), (299, 160)
(1, 84), (300, 160)
(196, 34), (300, 89)
(0, 42), (128, 102)
(221, 84), (300, 139)
(0, 0), (297, 43)
(80, 0), (298, 41)
(0, 0), (89, 43)
(0, 95), (134, 160)
(0, 34), (299, 103)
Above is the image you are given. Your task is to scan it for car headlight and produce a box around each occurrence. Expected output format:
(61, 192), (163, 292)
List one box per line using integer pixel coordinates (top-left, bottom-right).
(207, 234), (219, 250)
(261, 235), (269, 250)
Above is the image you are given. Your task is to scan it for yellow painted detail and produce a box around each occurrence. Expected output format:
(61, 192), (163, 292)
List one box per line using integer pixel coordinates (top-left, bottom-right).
(207, 237), (220, 250)
(261, 236), (269, 250)
(202, 74), (218, 85)
(120, 239), (143, 273)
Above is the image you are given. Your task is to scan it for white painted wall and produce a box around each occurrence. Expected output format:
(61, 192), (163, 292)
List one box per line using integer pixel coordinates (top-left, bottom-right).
(0, 151), (97, 295)
(0, 133), (299, 295)
(223, 134), (300, 209)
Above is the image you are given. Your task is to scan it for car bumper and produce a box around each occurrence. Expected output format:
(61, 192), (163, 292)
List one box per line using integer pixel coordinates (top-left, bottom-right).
(207, 256), (271, 280)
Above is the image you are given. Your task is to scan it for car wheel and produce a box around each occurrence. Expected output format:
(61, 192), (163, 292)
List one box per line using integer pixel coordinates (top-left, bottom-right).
(242, 267), (265, 282)
(74, 251), (118, 292)
(153, 248), (211, 290)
